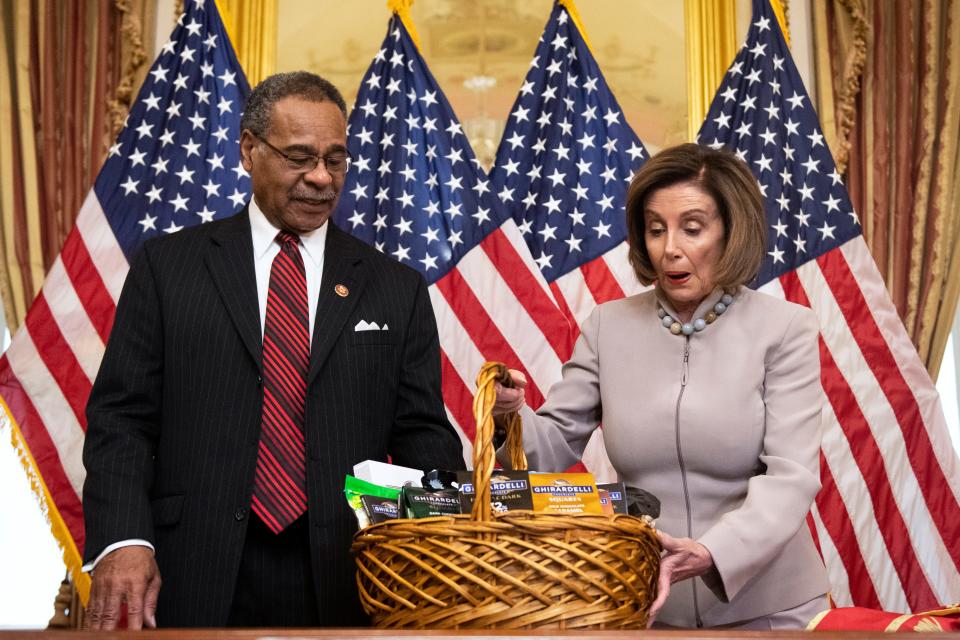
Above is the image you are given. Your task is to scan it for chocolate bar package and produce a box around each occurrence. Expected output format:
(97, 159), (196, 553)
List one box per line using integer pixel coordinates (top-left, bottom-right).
(457, 470), (533, 514)
(361, 494), (400, 524)
(401, 485), (461, 518)
(529, 472), (604, 515)
(598, 482), (628, 515)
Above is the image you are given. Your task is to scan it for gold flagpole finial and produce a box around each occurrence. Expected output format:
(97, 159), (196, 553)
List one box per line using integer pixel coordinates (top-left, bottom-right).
(557, 0), (594, 55)
(386, 0), (423, 51)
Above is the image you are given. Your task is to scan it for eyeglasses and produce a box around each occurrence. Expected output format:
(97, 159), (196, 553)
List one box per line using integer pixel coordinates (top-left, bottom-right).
(254, 134), (351, 175)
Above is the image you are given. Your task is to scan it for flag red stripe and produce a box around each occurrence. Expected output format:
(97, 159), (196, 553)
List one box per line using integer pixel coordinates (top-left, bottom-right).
(434, 269), (546, 409)
(780, 272), (877, 604)
(480, 229), (573, 360)
(815, 451), (882, 610)
(817, 249), (960, 572)
(579, 254), (626, 305)
(23, 296), (92, 430)
(819, 341), (937, 609)
(781, 269), (937, 609)
(59, 233), (116, 343)
(549, 281), (582, 340)
(0, 360), (86, 550)
(440, 349), (476, 444)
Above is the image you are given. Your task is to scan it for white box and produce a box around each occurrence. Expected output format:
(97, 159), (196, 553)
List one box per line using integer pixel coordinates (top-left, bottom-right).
(353, 459), (424, 488)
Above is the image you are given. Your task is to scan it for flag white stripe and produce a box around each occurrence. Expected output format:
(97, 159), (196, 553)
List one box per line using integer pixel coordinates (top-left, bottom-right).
(796, 259), (960, 603)
(841, 239), (960, 505)
(75, 193), (129, 303)
(810, 505), (854, 607)
(456, 248), (565, 389)
(41, 258), (106, 382)
(603, 241), (645, 297)
(429, 285), (486, 399)
(819, 396), (910, 612)
(554, 269), (597, 327)
(5, 332), (86, 496)
(499, 219), (557, 303)
(757, 277), (786, 300)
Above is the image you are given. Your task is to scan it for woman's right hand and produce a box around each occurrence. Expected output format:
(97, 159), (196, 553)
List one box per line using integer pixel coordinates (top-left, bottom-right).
(493, 368), (527, 416)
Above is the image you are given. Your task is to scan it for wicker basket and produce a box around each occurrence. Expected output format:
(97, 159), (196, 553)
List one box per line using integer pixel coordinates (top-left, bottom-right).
(351, 362), (661, 629)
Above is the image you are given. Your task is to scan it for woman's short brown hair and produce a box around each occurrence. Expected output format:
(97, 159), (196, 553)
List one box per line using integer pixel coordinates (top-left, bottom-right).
(625, 143), (766, 288)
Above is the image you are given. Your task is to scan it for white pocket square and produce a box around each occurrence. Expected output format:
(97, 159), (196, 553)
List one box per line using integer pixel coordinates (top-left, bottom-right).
(354, 320), (388, 332)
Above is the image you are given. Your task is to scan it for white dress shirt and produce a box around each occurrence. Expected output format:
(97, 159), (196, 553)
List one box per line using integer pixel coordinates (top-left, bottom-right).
(248, 197), (327, 340)
(83, 200), (327, 572)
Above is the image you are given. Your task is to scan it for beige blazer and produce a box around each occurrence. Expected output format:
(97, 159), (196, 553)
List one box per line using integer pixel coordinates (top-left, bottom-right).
(512, 286), (830, 627)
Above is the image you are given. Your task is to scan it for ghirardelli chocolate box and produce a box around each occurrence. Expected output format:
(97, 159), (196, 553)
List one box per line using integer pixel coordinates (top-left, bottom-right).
(401, 486), (461, 518)
(529, 473), (604, 515)
(457, 470), (532, 513)
(360, 494), (399, 524)
(598, 482), (628, 515)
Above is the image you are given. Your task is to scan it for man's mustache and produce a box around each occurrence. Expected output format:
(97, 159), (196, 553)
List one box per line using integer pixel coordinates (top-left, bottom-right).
(289, 190), (337, 202)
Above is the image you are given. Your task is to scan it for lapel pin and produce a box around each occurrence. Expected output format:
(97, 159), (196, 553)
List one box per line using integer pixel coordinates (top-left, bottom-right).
(335, 284), (349, 298)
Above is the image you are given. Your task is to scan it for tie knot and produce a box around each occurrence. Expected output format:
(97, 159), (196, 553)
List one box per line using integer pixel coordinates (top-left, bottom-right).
(276, 231), (299, 251)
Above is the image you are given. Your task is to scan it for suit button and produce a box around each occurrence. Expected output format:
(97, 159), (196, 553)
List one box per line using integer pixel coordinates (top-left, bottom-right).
(235, 507), (247, 521)
(256, 375), (262, 386)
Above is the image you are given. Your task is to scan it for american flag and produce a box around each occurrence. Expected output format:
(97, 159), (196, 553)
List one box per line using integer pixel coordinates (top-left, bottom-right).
(332, 16), (574, 459)
(698, 0), (960, 611)
(489, 1), (649, 330)
(0, 0), (250, 599)
(487, 1), (649, 480)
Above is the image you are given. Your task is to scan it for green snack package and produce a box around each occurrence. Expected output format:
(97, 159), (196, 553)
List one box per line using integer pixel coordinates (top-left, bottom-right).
(344, 474), (400, 529)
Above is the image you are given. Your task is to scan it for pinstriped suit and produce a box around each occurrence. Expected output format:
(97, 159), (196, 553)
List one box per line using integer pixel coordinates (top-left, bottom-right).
(82, 209), (464, 626)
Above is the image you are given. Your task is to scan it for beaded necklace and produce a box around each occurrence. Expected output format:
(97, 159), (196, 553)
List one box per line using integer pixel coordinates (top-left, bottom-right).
(658, 290), (736, 336)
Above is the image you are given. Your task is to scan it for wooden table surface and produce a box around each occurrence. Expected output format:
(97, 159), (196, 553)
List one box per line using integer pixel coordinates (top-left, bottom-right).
(4, 630), (960, 639)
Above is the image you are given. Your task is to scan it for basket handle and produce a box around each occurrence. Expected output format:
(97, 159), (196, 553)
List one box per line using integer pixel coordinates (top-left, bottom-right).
(471, 362), (528, 522)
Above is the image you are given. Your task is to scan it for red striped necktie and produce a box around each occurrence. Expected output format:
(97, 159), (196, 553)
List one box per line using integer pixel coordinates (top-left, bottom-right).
(252, 231), (309, 533)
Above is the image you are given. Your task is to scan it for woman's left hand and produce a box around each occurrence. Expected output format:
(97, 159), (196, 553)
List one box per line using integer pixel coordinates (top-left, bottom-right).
(647, 531), (715, 627)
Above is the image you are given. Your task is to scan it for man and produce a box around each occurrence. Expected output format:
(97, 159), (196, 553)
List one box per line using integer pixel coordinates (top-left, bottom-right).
(81, 71), (464, 629)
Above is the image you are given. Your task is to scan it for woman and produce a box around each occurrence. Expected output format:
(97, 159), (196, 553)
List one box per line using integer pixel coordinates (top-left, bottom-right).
(494, 143), (830, 629)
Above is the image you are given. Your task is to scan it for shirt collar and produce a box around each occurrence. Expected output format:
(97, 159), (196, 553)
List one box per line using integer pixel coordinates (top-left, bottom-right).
(248, 197), (327, 269)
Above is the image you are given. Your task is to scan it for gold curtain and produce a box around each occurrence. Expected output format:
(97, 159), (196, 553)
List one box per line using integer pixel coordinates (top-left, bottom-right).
(683, 0), (790, 143)
(216, 0), (277, 88)
(0, 0), (153, 332)
(684, 0), (737, 142)
(813, 0), (960, 378)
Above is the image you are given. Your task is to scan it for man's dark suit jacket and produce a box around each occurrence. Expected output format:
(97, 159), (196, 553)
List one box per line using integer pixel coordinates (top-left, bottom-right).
(82, 209), (464, 626)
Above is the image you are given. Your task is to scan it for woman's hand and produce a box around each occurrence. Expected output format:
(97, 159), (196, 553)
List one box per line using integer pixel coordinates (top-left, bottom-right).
(492, 369), (527, 416)
(647, 531), (715, 627)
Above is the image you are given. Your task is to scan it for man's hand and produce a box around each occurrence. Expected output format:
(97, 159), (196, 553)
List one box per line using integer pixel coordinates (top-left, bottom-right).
(646, 531), (714, 627)
(85, 546), (161, 630)
(493, 369), (528, 416)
